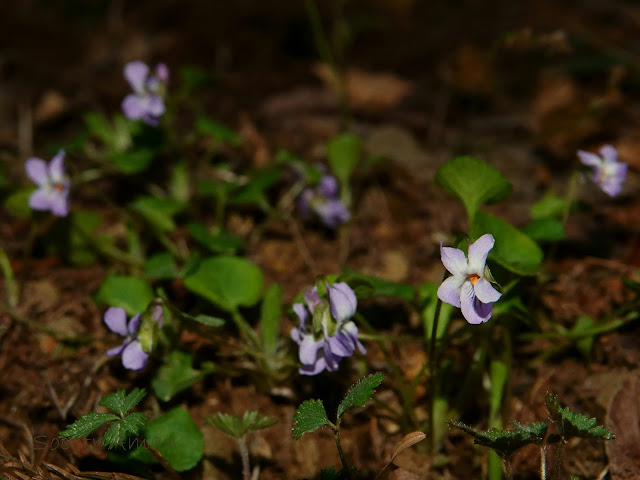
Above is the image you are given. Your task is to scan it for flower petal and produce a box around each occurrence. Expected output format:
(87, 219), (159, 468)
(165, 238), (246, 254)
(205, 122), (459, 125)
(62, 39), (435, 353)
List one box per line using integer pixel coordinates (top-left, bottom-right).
(146, 94), (165, 116)
(106, 342), (126, 357)
(467, 234), (494, 273)
(317, 175), (339, 198)
(48, 190), (70, 217)
(327, 330), (355, 357)
(122, 94), (149, 120)
(293, 303), (308, 326)
(155, 63), (170, 84)
(124, 61), (149, 92)
(315, 199), (350, 228)
(460, 282), (492, 324)
(577, 150), (602, 168)
(127, 314), (142, 336)
(299, 355), (327, 375)
(437, 275), (464, 308)
(599, 145), (618, 164)
(48, 151), (66, 183)
(473, 278), (502, 303)
(328, 282), (357, 323)
(440, 245), (467, 276)
(104, 307), (128, 336)
(121, 341), (149, 371)
(29, 189), (55, 212)
(303, 287), (322, 312)
(343, 321), (366, 354)
(600, 163), (627, 197)
(299, 335), (323, 365)
(25, 158), (49, 186)
(323, 341), (340, 371)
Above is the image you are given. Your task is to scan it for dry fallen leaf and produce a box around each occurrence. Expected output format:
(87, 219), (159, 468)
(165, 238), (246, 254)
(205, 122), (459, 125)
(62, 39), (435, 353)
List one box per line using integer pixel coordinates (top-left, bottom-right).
(606, 377), (640, 480)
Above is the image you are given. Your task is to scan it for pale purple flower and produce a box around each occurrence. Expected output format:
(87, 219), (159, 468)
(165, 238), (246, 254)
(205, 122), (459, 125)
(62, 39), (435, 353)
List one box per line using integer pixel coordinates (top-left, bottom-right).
(291, 283), (365, 375)
(104, 306), (162, 372)
(121, 61), (169, 126)
(298, 174), (350, 229)
(25, 150), (70, 217)
(577, 145), (627, 197)
(437, 234), (502, 324)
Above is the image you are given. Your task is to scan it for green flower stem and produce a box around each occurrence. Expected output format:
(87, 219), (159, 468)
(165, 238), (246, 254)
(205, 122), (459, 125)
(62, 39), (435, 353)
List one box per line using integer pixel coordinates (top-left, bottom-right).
(231, 307), (261, 349)
(332, 420), (352, 479)
(427, 294), (444, 451)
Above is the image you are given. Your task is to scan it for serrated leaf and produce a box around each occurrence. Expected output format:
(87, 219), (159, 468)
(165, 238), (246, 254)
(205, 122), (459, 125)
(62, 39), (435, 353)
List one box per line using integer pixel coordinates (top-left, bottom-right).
(337, 372), (385, 421)
(152, 351), (215, 402)
(448, 419), (548, 458)
(292, 399), (331, 439)
(544, 392), (614, 440)
(435, 156), (512, 223)
(103, 413), (148, 448)
(471, 210), (543, 276)
(99, 388), (146, 417)
(183, 256), (264, 311)
(95, 275), (154, 316)
(59, 412), (118, 439)
(206, 411), (277, 438)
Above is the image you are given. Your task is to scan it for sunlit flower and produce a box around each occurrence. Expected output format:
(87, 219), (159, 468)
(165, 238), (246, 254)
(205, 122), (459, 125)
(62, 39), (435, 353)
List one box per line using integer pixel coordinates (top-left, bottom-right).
(104, 306), (163, 372)
(25, 150), (70, 217)
(121, 61), (169, 126)
(291, 283), (365, 375)
(437, 234), (502, 324)
(298, 175), (350, 229)
(577, 145), (627, 197)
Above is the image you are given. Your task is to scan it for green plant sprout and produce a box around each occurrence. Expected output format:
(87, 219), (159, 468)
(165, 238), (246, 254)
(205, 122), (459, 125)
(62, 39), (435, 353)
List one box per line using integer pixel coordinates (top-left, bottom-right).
(449, 392), (614, 480)
(206, 411), (278, 480)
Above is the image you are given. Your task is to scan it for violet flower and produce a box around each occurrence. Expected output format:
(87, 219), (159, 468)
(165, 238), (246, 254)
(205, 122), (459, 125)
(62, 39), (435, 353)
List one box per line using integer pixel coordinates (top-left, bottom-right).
(104, 306), (163, 371)
(577, 145), (627, 197)
(121, 61), (169, 126)
(290, 283), (365, 375)
(437, 234), (502, 324)
(298, 175), (350, 229)
(25, 150), (70, 217)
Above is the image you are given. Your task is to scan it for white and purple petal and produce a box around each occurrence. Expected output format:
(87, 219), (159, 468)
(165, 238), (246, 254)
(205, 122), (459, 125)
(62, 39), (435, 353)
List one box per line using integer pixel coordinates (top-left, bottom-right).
(467, 234), (494, 273)
(440, 245), (468, 277)
(473, 277), (502, 304)
(460, 282), (492, 324)
(122, 94), (149, 120)
(437, 275), (465, 308)
(298, 335), (323, 365)
(48, 151), (66, 183)
(293, 303), (308, 326)
(317, 175), (339, 198)
(577, 150), (603, 168)
(127, 313), (142, 336)
(328, 282), (357, 323)
(599, 145), (618, 164)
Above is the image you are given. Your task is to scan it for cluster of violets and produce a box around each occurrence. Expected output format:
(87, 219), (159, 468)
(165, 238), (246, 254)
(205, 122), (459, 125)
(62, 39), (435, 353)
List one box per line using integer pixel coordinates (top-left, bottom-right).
(19, 59), (631, 374)
(290, 282), (365, 375)
(297, 174), (350, 229)
(104, 305), (164, 371)
(577, 144), (627, 197)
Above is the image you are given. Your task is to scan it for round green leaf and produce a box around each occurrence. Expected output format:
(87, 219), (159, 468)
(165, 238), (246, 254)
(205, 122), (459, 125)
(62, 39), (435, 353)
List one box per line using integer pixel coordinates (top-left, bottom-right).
(435, 156), (512, 223)
(471, 210), (543, 276)
(327, 133), (362, 185)
(183, 256), (264, 310)
(95, 275), (154, 315)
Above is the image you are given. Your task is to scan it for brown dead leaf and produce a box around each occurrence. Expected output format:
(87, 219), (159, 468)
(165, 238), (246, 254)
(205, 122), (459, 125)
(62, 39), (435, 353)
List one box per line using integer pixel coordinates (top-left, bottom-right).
(438, 44), (495, 95)
(314, 64), (413, 112)
(605, 377), (640, 480)
(34, 90), (68, 124)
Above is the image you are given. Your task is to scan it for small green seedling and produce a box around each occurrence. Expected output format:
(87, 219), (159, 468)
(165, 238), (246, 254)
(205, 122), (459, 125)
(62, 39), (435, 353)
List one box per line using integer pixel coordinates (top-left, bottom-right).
(206, 411), (277, 480)
(61, 388), (147, 449)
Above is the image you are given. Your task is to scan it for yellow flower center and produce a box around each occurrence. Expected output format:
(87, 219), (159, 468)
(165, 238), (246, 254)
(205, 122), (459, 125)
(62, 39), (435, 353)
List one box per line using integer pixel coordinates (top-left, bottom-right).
(467, 273), (480, 285)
